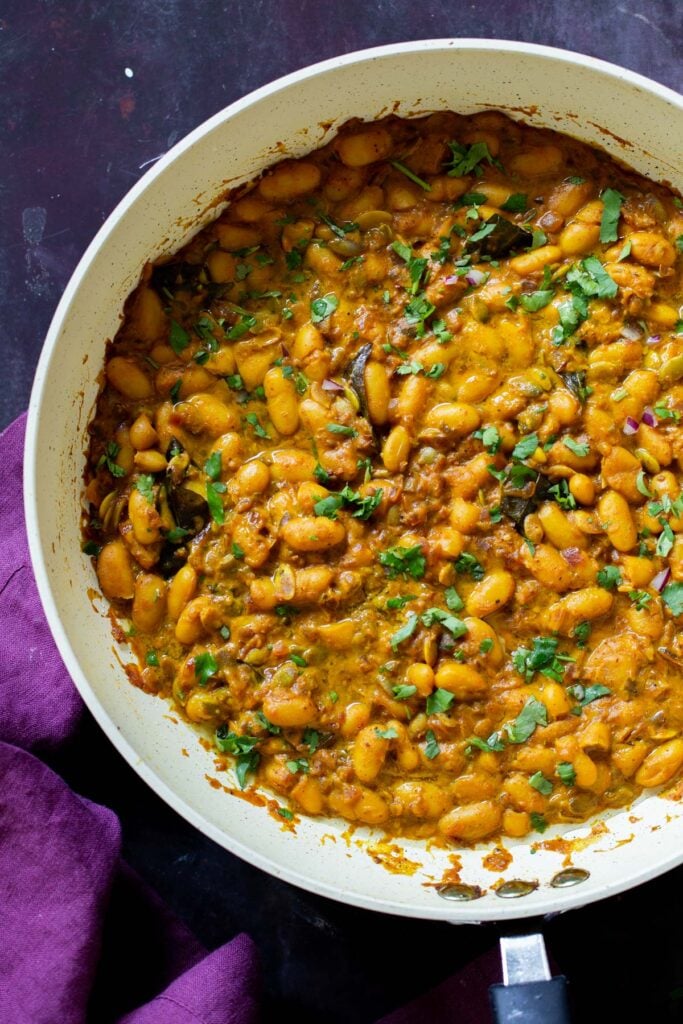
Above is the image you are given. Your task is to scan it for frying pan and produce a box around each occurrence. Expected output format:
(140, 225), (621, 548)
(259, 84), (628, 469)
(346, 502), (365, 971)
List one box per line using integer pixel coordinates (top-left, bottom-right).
(24, 40), (683, 924)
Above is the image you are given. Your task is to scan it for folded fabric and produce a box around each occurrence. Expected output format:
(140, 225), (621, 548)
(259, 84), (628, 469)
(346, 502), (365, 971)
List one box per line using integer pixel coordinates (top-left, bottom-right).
(1, 412), (498, 1023)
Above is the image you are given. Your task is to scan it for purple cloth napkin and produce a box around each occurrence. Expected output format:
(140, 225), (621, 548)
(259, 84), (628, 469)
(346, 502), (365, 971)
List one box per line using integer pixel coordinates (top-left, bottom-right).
(1, 414), (260, 1024)
(2, 411), (499, 1023)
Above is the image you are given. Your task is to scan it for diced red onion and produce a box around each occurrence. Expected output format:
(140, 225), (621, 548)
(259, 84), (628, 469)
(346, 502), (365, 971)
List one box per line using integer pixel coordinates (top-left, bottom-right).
(322, 378), (344, 393)
(642, 407), (658, 427)
(645, 334), (662, 346)
(561, 546), (583, 566)
(621, 323), (642, 341)
(465, 268), (487, 287)
(623, 416), (640, 436)
(652, 567), (671, 593)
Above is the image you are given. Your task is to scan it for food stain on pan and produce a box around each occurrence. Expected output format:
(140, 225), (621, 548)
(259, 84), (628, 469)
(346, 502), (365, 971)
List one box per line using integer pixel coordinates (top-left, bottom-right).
(482, 846), (513, 873)
(423, 853), (463, 888)
(535, 818), (611, 865)
(203, 772), (298, 831)
(588, 121), (634, 148)
(364, 839), (421, 876)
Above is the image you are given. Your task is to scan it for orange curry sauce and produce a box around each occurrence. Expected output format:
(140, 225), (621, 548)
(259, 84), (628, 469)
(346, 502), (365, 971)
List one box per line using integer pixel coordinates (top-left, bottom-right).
(84, 111), (683, 843)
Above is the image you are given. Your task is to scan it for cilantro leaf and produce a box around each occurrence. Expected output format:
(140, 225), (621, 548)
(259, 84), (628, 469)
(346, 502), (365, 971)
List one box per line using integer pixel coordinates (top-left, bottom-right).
(169, 320), (190, 354)
(520, 289), (554, 312)
(512, 432), (539, 461)
(206, 481), (226, 525)
(563, 437), (590, 457)
(204, 451), (222, 481)
(135, 474), (155, 503)
(393, 684), (418, 701)
(556, 761), (576, 786)
(245, 412), (269, 439)
(445, 586), (464, 611)
(326, 423), (357, 437)
(447, 140), (499, 178)
(465, 732), (505, 755)
(662, 582), (683, 616)
(310, 293), (338, 323)
(474, 425), (502, 454)
(426, 688), (455, 715)
(379, 545), (426, 580)
(424, 729), (440, 759)
(195, 651), (218, 686)
(454, 552), (485, 580)
(375, 726), (399, 740)
(390, 614), (419, 651)
(215, 727), (260, 788)
(599, 188), (625, 243)
(529, 771), (553, 795)
(386, 594), (416, 610)
(505, 698), (548, 744)
(512, 636), (571, 683)
(97, 440), (125, 478)
(596, 565), (622, 590)
(420, 608), (467, 637)
(501, 193), (528, 212)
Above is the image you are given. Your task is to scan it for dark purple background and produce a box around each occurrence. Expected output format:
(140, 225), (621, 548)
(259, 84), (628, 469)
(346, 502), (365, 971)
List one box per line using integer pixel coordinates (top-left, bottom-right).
(4, 3), (683, 1021)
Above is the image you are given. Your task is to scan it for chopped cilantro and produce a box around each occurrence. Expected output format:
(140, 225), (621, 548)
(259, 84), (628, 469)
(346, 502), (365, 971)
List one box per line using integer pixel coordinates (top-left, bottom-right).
(97, 440), (125, 478)
(375, 726), (399, 740)
(227, 314), (257, 341)
(310, 293), (339, 323)
(530, 812), (548, 833)
(599, 188), (625, 243)
(465, 732), (505, 755)
(326, 423), (357, 437)
(563, 437), (590, 457)
(597, 565), (622, 590)
(390, 159), (431, 191)
(135, 474), (155, 503)
(393, 684), (418, 701)
(445, 586), (464, 612)
(529, 771), (553, 795)
(426, 688), (456, 715)
(662, 582), (683, 616)
(629, 590), (652, 611)
(447, 140), (499, 178)
(512, 636), (572, 683)
(204, 451), (222, 481)
(573, 621), (591, 648)
(424, 729), (440, 759)
(454, 552), (485, 580)
(379, 545), (426, 580)
(501, 193), (528, 213)
(195, 651), (218, 686)
(556, 762), (576, 786)
(474, 424), (502, 453)
(245, 412), (269, 439)
(505, 698), (548, 744)
(390, 614), (419, 651)
(169, 320), (190, 354)
(512, 432), (539, 461)
(386, 594), (416, 610)
(206, 481), (226, 525)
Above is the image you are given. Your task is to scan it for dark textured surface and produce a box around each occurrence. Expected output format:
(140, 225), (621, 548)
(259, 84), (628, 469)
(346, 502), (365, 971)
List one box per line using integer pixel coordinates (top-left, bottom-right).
(4, 3), (683, 1021)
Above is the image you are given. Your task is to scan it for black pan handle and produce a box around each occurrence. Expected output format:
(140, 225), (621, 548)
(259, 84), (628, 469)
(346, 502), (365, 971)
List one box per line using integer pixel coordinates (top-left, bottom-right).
(489, 935), (571, 1024)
